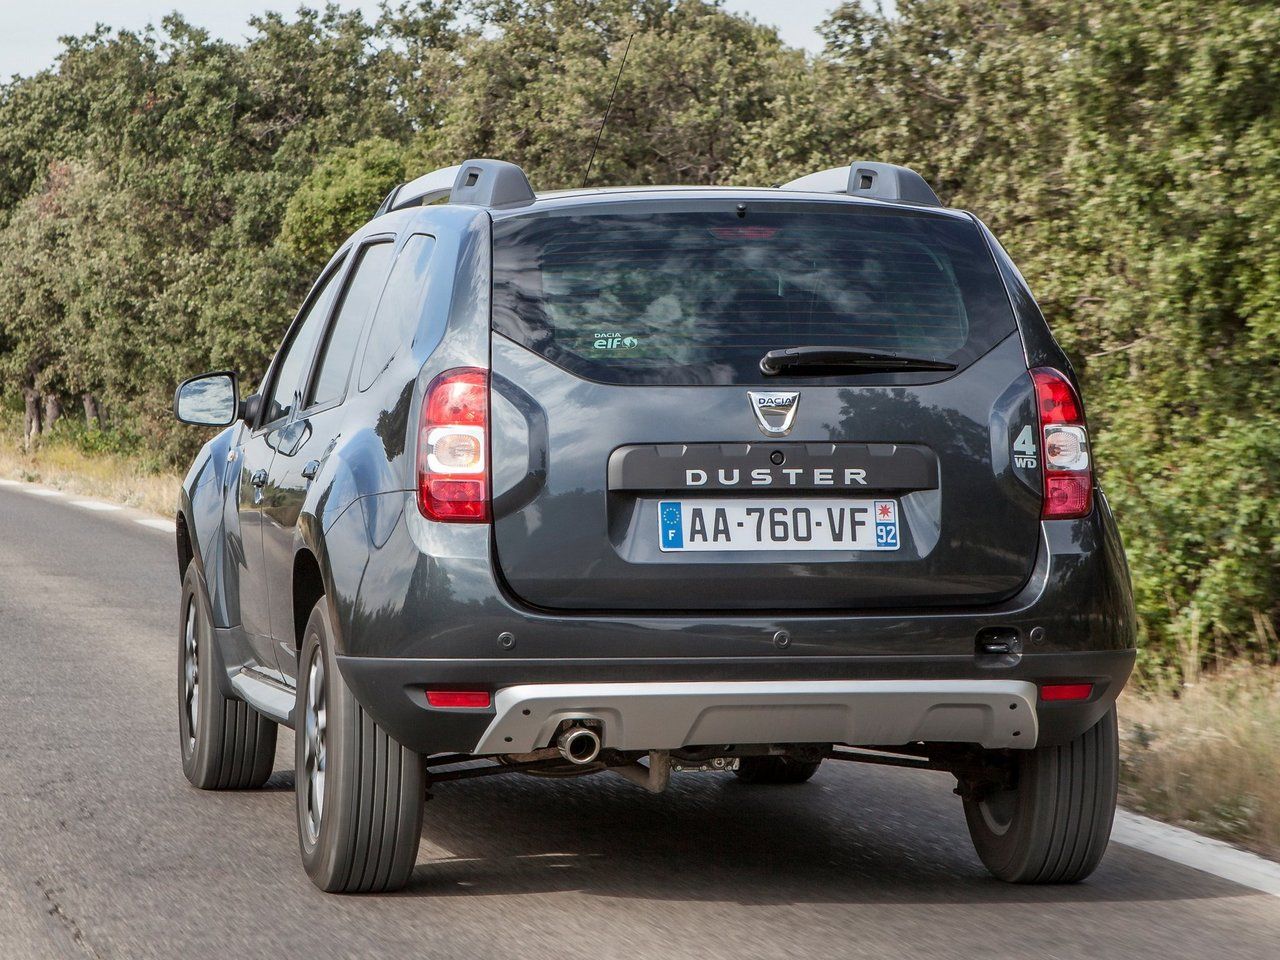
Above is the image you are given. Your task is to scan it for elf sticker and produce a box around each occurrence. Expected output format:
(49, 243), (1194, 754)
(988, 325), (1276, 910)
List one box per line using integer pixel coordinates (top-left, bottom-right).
(592, 332), (640, 350)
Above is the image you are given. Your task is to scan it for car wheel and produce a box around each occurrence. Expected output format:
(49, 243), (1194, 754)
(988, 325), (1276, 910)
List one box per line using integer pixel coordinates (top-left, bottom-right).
(733, 756), (822, 784)
(963, 706), (1118, 884)
(295, 598), (425, 893)
(178, 563), (277, 789)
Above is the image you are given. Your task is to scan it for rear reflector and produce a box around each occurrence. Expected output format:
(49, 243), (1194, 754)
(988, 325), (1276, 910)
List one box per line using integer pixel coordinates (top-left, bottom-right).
(1040, 682), (1093, 702)
(425, 690), (492, 709)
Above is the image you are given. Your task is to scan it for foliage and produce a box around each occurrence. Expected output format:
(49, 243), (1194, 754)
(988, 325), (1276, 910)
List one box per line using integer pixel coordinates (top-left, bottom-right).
(0, 418), (182, 514)
(436, 0), (796, 188)
(0, 0), (1276, 668)
(280, 138), (410, 267)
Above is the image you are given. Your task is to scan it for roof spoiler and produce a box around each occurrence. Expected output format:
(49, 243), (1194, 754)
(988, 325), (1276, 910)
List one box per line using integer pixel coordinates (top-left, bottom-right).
(782, 161), (941, 206)
(375, 158), (536, 216)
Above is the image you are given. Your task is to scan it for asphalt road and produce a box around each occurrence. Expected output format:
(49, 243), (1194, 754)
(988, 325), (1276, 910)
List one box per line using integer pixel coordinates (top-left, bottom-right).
(1, 484), (1277, 960)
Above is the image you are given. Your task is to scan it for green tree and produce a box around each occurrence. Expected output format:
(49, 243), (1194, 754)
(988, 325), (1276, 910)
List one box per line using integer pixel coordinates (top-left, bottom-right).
(280, 138), (411, 267)
(0, 0), (1275, 668)
(436, 0), (795, 188)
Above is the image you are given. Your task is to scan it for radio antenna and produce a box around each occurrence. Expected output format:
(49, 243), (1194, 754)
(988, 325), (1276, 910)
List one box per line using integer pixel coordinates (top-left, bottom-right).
(582, 33), (633, 189)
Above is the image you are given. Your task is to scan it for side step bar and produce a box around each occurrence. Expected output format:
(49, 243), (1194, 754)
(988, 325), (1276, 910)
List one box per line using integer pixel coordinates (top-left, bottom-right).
(230, 668), (295, 725)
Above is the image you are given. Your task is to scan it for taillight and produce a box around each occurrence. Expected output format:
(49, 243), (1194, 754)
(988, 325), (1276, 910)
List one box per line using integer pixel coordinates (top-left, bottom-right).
(417, 367), (489, 522)
(1031, 367), (1093, 520)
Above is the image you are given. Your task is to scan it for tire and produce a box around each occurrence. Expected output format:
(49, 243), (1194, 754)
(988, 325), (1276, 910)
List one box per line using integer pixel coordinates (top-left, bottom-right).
(295, 598), (425, 893)
(178, 564), (277, 789)
(733, 756), (822, 785)
(963, 706), (1118, 884)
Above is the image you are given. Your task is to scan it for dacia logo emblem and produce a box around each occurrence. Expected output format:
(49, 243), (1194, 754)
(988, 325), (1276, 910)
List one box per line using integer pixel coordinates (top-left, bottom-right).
(747, 391), (800, 437)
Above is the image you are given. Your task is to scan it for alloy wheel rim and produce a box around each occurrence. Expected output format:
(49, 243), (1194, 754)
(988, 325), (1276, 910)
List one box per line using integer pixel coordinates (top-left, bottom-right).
(303, 646), (327, 844)
(183, 596), (199, 752)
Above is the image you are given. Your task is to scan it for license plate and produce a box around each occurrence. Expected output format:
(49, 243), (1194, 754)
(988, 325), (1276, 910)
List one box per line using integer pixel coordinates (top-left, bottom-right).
(658, 499), (900, 552)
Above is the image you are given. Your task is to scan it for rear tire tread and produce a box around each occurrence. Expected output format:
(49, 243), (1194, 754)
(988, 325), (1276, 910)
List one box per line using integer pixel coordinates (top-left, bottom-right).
(964, 707), (1118, 884)
(297, 602), (424, 894)
(339, 707), (414, 893)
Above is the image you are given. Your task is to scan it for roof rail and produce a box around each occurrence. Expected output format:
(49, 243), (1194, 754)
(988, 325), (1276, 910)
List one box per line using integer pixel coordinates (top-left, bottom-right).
(782, 161), (941, 206)
(375, 158), (536, 216)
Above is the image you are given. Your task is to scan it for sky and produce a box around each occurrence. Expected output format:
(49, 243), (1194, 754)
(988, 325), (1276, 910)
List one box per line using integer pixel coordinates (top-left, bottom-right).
(0, 1), (842, 79)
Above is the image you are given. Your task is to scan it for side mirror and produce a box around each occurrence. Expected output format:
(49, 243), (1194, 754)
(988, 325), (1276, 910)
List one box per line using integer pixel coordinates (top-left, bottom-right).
(174, 371), (240, 427)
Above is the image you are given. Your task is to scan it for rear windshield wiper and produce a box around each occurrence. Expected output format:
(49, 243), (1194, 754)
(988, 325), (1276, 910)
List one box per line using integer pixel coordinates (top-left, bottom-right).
(760, 346), (958, 376)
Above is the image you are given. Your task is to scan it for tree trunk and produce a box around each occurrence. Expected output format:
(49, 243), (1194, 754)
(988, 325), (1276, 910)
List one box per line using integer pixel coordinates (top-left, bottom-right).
(42, 393), (62, 434)
(22, 388), (42, 448)
(82, 393), (104, 427)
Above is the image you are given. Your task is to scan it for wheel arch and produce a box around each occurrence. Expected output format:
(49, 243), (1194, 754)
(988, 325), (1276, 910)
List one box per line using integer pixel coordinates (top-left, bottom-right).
(177, 424), (242, 621)
(292, 545), (328, 654)
(292, 499), (368, 659)
(176, 509), (195, 578)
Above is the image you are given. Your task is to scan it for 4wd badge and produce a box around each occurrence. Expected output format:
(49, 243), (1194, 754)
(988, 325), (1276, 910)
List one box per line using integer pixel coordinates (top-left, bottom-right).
(747, 390), (800, 437)
(1013, 424), (1039, 468)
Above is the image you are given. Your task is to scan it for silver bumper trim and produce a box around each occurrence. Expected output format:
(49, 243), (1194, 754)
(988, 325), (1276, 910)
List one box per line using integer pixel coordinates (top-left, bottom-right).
(473, 679), (1039, 754)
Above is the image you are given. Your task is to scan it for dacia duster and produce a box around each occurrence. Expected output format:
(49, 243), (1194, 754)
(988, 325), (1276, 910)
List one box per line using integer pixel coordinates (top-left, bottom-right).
(173, 159), (1136, 892)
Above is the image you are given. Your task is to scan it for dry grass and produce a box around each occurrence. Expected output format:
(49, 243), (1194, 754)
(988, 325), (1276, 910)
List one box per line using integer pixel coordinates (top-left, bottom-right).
(1120, 666), (1280, 859)
(0, 430), (181, 517)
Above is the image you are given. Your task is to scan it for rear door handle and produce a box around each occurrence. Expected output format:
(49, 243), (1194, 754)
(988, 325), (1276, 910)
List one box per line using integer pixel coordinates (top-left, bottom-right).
(301, 460), (320, 481)
(251, 469), (268, 488)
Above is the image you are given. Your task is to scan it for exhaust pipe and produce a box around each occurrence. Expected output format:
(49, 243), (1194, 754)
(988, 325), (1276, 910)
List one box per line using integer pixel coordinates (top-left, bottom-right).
(556, 725), (602, 765)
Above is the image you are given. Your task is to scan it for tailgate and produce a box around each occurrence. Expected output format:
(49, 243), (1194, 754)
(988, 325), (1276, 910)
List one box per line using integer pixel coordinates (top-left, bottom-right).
(487, 199), (1041, 612)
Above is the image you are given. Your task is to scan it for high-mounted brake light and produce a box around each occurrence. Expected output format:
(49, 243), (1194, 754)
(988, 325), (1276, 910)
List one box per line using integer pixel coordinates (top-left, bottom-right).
(708, 225), (779, 241)
(417, 367), (489, 522)
(1031, 368), (1093, 519)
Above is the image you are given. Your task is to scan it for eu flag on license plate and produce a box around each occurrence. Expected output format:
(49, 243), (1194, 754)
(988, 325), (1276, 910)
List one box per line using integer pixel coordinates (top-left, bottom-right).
(659, 501), (683, 549)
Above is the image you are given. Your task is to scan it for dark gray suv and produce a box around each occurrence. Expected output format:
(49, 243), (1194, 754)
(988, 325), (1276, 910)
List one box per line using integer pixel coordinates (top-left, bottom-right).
(173, 159), (1136, 893)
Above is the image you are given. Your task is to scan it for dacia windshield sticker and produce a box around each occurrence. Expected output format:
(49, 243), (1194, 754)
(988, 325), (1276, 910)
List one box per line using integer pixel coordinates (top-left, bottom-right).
(592, 331), (640, 350)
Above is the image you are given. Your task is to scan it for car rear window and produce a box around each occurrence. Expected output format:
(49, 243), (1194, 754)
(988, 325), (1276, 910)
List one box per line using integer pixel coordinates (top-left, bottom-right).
(491, 200), (1017, 385)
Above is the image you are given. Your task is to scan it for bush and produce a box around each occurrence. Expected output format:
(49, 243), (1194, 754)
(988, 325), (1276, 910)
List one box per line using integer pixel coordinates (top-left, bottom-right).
(0, 0), (1276, 673)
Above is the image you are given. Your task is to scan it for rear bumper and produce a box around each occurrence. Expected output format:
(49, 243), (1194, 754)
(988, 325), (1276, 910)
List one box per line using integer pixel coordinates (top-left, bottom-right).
(337, 647), (1133, 755)
(476, 679), (1039, 753)
(336, 495), (1137, 666)
(330, 492), (1137, 757)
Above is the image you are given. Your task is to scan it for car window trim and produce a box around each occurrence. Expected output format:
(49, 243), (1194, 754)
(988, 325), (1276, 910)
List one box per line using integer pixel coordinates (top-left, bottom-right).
(297, 233), (397, 418)
(251, 248), (352, 435)
(357, 231), (438, 394)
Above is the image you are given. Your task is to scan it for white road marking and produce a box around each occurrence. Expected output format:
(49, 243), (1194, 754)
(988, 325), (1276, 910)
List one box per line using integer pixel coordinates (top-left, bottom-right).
(1112, 810), (1280, 897)
(134, 517), (176, 533)
(2, 477), (173, 530)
